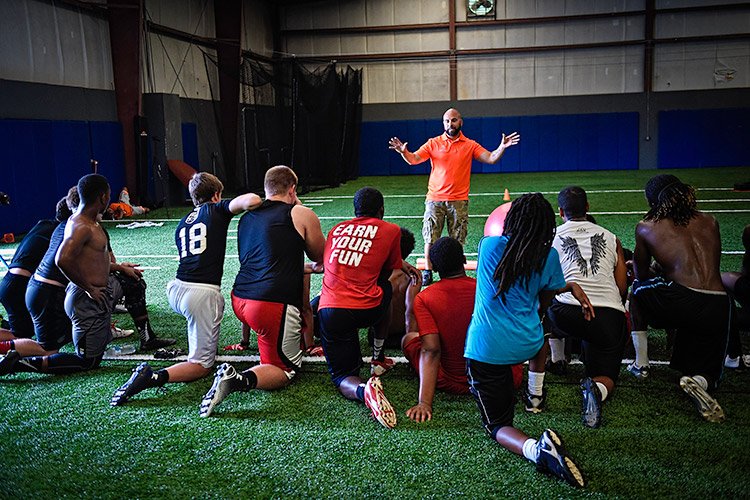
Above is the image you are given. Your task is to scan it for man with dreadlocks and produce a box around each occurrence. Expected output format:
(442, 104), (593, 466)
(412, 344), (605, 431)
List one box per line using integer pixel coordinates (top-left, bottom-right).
(465, 192), (593, 488)
(628, 174), (730, 423)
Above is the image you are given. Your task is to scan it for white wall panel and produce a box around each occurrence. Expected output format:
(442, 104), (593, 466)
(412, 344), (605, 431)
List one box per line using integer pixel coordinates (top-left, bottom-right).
(457, 57), (506, 99)
(505, 54), (535, 97)
(366, 0), (395, 25)
(364, 63), (396, 102)
(243, 0), (274, 56)
(314, 34), (343, 55)
(285, 36), (314, 57)
(535, 53), (564, 95)
(421, 60), (450, 101)
(283, 4), (314, 30)
(0, 0), (113, 89)
(339, 2), (367, 26)
(654, 41), (750, 91)
(339, 34), (367, 55)
(367, 33), (396, 54)
(656, 10), (750, 38)
(456, 26), (507, 50)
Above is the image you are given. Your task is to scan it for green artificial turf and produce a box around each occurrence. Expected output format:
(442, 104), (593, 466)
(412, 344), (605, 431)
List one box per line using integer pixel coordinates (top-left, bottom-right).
(1, 167), (749, 498)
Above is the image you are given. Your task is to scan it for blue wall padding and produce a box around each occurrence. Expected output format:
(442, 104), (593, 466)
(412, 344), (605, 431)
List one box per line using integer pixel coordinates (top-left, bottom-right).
(658, 108), (749, 169)
(359, 112), (639, 176)
(182, 123), (199, 169)
(0, 118), (123, 235)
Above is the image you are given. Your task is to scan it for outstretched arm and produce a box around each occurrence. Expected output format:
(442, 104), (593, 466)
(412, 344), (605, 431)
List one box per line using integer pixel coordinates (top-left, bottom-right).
(229, 192), (262, 214)
(388, 136), (424, 165)
(477, 132), (521, 165)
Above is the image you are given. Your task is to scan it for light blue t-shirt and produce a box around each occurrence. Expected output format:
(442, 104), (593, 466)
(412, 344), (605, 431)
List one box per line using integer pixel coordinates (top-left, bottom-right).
(465, 236), (566, 365)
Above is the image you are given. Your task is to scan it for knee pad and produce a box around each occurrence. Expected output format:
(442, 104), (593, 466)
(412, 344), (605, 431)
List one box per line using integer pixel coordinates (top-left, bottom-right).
(116, 273), (147, 316)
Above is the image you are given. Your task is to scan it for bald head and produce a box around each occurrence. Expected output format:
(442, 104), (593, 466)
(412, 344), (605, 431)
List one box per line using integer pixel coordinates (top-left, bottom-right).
(443, 108), (463, 137)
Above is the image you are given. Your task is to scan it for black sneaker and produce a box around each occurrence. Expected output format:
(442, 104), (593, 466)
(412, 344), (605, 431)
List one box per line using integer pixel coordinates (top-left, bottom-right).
(0, 350), (21, 376)
(110, 362), (154, 406)
(546, 359), (568, 376)
(421, 270), (433, 287)
(580, 377), (602, 428)
(200, 363), (241, 418)
(524, 388), (546, 413)
(140, 337), (176, 351)
(535, 429), (585, 487)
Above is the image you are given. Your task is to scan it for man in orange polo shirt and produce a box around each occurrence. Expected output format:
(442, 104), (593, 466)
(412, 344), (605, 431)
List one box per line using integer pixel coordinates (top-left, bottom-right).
(389, 108), (520, 285)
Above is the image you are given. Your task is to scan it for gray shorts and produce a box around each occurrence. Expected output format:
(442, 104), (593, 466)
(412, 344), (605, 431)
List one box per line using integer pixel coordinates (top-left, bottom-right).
(167, 279), (224, 369)
(64, 275), (124, 358)
(422, 200), (469, 245)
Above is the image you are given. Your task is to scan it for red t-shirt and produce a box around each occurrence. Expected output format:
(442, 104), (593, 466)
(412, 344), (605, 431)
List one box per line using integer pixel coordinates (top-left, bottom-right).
(319, 217), (402, 310)
(413, 275), (476, 388)
(415, 132), (488, 201)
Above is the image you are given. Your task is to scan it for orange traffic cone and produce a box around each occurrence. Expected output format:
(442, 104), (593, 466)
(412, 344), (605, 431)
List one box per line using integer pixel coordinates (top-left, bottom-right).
(503, 188), (510, 202)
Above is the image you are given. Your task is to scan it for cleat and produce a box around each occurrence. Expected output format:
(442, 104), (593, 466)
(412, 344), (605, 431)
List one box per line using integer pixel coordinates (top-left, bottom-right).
(680, 376), (726, 423)
(524, 388), (547, 414)
(0, 350), (21, 376)
(421, 270), (433, 287)
(140, 337), (176, 351)
(111, 322), (134, 339)
(153, 347), (186, 359)
(546, 359), (567, 376)
(536, 429), (585, 487)
(200, 363), (240, 418)
(110, 362), (154, 406)
(370, 356), (396, 376)
(580, 377), (602, 429)
(364, 376), (397, 429)
(626, 362), (650, 380)
(724, 355), (740, 369)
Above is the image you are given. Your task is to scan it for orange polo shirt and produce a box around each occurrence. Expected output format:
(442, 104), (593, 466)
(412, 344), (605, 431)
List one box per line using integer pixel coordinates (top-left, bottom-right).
(415, 132), (488, 201)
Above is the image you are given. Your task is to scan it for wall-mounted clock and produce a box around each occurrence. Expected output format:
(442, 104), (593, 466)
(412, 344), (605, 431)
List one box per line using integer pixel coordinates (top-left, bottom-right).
(467, 0), (495, 18)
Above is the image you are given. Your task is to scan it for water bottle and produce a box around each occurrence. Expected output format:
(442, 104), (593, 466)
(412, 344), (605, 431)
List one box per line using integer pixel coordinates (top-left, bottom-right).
(105, 344), (137, 356)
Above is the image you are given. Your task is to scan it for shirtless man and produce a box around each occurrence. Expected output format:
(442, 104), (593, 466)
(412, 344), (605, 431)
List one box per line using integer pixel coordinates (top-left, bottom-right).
(629, 174), (731, 422)
(0, 174), (115, 375)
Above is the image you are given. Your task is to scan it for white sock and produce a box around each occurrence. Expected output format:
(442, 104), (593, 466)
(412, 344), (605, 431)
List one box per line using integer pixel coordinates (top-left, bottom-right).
(549, 338), (566, 363)
(693, 375), (708, 391)
(373, 338), (385, 360)
(527, 371), (545, 396)
(631, 331), (649, 367)
(596, 382), (609, 402)
(522, 438), (538, 463)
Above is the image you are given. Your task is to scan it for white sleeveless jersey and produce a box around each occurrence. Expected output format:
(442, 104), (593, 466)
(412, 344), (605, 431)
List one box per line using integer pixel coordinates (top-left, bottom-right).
(552, 220), (625, 312)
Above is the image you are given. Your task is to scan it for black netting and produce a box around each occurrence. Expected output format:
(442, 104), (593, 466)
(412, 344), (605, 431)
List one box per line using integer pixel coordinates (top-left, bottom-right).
(204, 52), (362, 193)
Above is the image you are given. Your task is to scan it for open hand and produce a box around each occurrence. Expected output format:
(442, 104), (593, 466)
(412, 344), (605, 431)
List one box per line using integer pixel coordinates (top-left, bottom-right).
(388, 137), (408, 154)
(406, 402), (433, 422)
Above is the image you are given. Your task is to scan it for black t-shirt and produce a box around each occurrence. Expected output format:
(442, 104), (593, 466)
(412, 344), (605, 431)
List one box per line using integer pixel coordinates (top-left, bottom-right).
(10, 219), (58, 271)
(35, 221), (69, 284)
(233, 200), (305, 309)
(175, 200), (234, 286)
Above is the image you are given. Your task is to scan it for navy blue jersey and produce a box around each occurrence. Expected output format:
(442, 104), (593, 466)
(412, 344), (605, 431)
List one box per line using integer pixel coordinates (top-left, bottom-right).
(10, 219), (58, 271)
(36, 221), (69, 284)
(175, 200), (234, 286)
(233, 200), (305, 309)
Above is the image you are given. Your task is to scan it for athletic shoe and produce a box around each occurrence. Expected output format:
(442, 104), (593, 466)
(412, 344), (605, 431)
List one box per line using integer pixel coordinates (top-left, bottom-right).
(546, 359), (568, 376)
(421, 270), (433, 287)
(724, 355), (740, 369)
(580, 377), (602, 429)
(153, 347), (186, 359)
(304, 345), (325, 357)
(679, 375), (726, 423)
(140, 337), (177, 351)
(110, 362), (154, 407)
(370, 356), (396, 376)
(111, 322), (134, 339)
(626, 362), (650, 380)
(524, 388), (547, 413)
(200, 363), (239, 418)
(535, 429), (585, 488)
(0, 350), (21, 376)
(363, 376), (397, 429)
(743, 355), (750, 368)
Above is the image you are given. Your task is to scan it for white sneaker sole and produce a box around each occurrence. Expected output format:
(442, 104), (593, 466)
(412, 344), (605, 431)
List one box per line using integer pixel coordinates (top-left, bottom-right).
(679, 376), (725, 423)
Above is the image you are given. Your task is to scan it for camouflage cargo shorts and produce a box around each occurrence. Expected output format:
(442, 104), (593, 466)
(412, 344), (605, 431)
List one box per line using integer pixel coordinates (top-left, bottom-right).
(422, 200), (469, 245)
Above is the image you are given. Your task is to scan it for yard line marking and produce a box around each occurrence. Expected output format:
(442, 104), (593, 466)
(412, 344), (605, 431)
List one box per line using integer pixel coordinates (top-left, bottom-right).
(303, 203), (324, 207)
(699, 199), (750, 203)
(308, 187), (735, 200)
(103, 352), (673, 366)
(134, 266), (162, 270)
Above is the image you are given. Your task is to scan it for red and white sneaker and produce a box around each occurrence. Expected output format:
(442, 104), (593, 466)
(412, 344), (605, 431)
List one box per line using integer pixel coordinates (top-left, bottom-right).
(370, 356), (395, 376)
(364, 376), (397, 429)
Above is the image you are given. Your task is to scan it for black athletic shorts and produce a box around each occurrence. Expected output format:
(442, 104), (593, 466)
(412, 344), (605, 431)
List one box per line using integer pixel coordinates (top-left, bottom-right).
(26, 277), (72, 350)
(735, 275), (749, 307)
(545, 300), (627, 381)
(0, 273), (34, 338)
(318, 280), (391, 387)
(632, 277), (731, 386)
(466, 358), (516, 439)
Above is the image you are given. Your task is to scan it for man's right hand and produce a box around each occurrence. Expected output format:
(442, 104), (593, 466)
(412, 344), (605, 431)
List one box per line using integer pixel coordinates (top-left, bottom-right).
(388, 137), (408, 154)
(406, 402), (433, 422)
